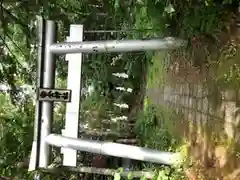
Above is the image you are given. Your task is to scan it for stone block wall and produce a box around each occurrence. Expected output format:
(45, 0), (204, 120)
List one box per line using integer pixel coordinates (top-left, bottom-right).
(146, 82), (240, 179)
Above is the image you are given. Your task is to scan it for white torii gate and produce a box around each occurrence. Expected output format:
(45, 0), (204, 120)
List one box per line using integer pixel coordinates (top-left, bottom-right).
(29, 17), (186, 172)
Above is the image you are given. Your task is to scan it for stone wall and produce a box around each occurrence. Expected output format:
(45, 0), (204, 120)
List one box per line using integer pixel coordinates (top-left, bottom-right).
(147, 82), (240, 179)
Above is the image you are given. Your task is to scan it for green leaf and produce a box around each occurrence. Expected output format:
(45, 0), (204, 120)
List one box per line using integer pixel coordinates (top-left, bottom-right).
(114, 172), (121, 180)
(127, 172), (134, 180)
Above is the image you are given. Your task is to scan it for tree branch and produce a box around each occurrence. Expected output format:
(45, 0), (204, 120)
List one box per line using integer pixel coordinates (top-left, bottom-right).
(0, 176), (10, 180)
(2, 6), (30, 36)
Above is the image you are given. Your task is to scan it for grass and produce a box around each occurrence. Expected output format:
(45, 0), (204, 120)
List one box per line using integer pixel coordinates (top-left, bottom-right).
(147, 52), (171, 89)
(133, 50), (190, 179)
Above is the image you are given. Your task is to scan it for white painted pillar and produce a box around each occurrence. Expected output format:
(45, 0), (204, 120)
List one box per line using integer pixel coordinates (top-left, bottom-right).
(61, 25), (83, 166)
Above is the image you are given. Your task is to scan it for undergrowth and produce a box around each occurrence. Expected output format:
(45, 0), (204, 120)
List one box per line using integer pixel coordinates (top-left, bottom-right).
(140, 1), (240, 179)
(147, 52), (170, 89)
(135, 104), (181, 151)
(134, 103), (188, 180)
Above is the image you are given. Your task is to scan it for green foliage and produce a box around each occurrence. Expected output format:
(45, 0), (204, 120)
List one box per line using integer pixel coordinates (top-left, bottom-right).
(134, 103), (186, 179)
(81, 91), (110, 128)
(135, 104), (180, 152)
(147, 52), (170, 89)
(0, 94), (34, 178)
(1, 0), (238, 91)
(209, 45), (240, 89)
(179, 4), (225, 38)
(136, 48), (188, 178)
